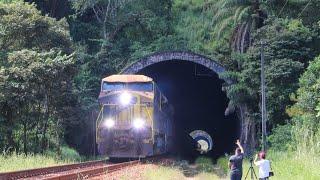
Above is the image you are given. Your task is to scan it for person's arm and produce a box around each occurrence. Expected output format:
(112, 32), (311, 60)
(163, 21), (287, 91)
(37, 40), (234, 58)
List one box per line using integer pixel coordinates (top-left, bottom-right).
(228, 156), (233, 170)
(254, 154), (259, 166)
(236, 139), (244, 154)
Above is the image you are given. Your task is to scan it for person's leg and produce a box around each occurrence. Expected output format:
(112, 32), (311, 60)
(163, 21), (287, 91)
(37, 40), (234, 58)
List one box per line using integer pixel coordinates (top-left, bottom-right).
(230, 171), (239, 180)
(230, 171), (241, 180)
(239, 173), (243, 180)
(235, 174), (241, 180)
(230, 172), (236, 180)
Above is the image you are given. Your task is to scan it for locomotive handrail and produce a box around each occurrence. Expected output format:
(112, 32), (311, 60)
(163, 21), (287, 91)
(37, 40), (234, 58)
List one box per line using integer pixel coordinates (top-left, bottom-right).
(144, 106), (154, 144)
(96, 106), (104, 141)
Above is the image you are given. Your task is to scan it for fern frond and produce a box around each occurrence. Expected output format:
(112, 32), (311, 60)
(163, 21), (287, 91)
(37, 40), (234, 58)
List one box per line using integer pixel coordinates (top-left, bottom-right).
(216, 16), (234, 38)
(211, 8), (234, 26)
(236, 6), (251, 22)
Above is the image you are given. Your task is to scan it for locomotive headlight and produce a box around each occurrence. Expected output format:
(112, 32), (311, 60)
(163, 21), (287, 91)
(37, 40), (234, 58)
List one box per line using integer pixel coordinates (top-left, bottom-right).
(119, 92), (132, 106)
(133, 118), (145, 129)
(104, 118), (115, 128)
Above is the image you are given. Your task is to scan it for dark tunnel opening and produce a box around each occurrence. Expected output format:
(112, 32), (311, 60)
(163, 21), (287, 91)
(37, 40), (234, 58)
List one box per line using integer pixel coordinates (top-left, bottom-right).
(138, 60), (240, 161)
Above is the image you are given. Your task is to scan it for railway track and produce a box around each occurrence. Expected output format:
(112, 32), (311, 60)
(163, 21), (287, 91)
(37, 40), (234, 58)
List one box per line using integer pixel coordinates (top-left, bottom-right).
(0, 159), (139, 180)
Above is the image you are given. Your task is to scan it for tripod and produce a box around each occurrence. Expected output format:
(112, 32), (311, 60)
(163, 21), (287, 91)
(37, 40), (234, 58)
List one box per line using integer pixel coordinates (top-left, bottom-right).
(244, 159), (257, 180)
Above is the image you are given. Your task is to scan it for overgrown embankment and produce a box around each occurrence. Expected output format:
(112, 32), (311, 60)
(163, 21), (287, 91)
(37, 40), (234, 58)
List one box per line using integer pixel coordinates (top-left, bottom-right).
(216, 150), (320, 180)
(0, 146), (81, 172)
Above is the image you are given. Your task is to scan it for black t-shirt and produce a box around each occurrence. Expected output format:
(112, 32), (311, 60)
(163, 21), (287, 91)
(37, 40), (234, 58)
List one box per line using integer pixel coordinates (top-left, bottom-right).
(229, 153), (244, 172)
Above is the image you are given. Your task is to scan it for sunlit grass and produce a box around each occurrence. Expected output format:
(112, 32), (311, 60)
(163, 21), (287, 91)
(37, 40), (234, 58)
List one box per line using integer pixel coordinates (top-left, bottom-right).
(0, 146), (82, 172)
(0, 153), (72, 172)
(2, 150), (319, 180)
(217, 150), (320, 180)
(266, 151), (320, 180)
(196, 172), (224, 180)
(142, 165), (185, 180)
(140, 157), (227, 180)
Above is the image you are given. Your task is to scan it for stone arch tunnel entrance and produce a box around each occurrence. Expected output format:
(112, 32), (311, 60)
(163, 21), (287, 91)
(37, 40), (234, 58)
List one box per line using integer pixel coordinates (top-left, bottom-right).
(122, 52), (240, 160)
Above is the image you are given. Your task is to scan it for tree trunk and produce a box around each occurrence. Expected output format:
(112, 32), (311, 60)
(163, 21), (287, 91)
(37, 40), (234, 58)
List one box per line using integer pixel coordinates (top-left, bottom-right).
(34, 102), (42, 152)
(50, 0), (58, 18)
(23, 121), (27, 155)
(240, 22), (250, 53)
(236, 23), (246, 52)
(238, 103), (257, 155)
(41, 93), (50, 152)
(2, 103), (15, 151)
(56, 119), (62, 157)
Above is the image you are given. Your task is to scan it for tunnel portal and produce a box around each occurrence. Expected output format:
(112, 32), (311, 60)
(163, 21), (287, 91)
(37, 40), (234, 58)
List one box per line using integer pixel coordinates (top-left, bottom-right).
(122, 52), (240, 160)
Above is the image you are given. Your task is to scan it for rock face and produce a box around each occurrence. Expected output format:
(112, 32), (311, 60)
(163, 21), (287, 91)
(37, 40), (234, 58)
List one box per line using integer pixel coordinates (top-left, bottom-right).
(121, 51), (226, 75)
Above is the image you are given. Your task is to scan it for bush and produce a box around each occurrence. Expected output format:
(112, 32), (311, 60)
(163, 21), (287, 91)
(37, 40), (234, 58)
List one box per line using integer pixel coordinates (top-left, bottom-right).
(195, 156), (214, 172)
(268, 124), (294, 151)
(60, 146), (82, 162)
(216, 156), (229, 174)
(45, 146), (81, 162)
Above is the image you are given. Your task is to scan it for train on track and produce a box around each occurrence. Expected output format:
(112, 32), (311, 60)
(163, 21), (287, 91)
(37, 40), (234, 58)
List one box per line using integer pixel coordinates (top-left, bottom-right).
(96, 75), (174, 158)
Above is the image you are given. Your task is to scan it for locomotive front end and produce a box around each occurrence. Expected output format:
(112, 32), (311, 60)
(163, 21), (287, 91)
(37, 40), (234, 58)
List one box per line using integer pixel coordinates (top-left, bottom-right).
(96, 75), (154, 158)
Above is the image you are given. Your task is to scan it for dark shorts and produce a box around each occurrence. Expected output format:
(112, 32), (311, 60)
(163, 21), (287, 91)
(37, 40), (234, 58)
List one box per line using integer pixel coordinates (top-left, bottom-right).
(230, 171), (242, 180)
(259, 178), (269, 180)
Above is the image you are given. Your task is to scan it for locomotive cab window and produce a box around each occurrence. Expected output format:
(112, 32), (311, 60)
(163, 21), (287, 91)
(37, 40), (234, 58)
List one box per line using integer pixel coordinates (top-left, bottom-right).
(102, 82), (153, 92)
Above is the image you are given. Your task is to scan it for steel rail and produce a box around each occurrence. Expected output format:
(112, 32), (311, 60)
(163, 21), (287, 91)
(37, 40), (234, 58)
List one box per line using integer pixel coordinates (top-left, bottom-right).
(0, 160), (139, 180)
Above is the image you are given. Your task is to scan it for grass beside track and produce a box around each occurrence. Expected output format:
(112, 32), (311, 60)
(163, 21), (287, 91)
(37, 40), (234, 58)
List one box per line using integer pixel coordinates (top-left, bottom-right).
(142, 150), (320, 180)
(217, 150), (320, 180)
(265, 151), (320, 180)
(0, 153), (73, 173)
(1, 150), (319, 179)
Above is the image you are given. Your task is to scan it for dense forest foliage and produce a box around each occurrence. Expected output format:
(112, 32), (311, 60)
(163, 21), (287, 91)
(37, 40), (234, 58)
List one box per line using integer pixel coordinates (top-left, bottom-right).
(0, 0), (320, 157)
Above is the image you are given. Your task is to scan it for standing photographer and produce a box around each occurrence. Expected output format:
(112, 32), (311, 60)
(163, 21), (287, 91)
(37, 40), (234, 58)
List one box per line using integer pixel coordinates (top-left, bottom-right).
(229, 140), (244, 180)
(254, 151), (271, 180)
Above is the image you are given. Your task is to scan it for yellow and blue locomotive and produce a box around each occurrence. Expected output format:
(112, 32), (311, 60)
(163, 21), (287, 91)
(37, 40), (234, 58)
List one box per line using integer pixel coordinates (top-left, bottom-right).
(96, 75), (173, 158)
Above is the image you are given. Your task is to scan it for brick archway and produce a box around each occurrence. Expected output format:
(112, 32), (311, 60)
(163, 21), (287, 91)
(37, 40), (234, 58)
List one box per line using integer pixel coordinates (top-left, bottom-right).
(121, 51), (226, 80)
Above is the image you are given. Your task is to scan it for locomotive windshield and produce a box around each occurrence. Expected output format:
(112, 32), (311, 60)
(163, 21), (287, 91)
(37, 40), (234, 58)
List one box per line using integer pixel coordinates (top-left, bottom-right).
(102, 82), (153, 92)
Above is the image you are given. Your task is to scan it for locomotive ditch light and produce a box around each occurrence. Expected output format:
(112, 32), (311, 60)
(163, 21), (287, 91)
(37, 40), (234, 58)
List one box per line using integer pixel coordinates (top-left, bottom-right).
(104, 118), (115, 128)
(133, 118), (145, 129)
(119, 91), (132, 106)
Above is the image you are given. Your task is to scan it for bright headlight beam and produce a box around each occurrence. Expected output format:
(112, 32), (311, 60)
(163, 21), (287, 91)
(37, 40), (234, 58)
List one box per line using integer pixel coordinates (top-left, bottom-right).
(119, 92), (132, 106)
(133, 118), (144, 129)
(104, 118), (115, 128)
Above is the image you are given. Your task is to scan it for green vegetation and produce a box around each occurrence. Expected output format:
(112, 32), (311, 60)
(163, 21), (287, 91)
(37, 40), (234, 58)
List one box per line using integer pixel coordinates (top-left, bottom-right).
(0, 0), (320, 178)
(45, 146), (82, 162)
(0, 146), (81, 172)
(266, 151), (320, 180)
(0, 1), (76, 156)
(195, 156), (214, 172)
(0, 153), (68, 172)
(142, 166), (186, 180)
(0, 145), (83, 172)
(213, 150), (320, 180)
